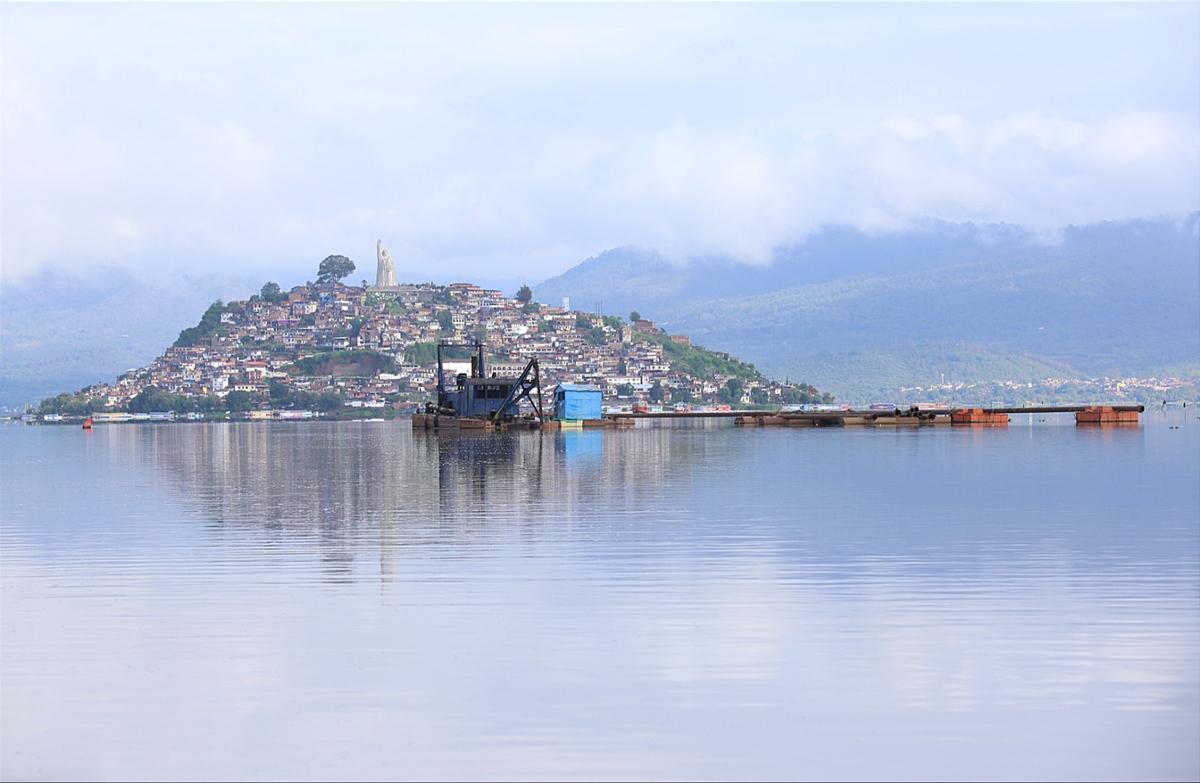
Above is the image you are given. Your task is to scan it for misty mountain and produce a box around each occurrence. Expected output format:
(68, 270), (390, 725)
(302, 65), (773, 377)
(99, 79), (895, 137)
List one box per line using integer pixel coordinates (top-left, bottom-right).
(3, 216), (1194, 410)
(0, 269), (256, 410)
(536, 216), (1199, 399)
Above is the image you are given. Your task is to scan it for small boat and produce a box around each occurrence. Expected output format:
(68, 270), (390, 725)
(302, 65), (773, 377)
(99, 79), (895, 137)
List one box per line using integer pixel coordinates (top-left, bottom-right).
(82, 417), (93, 430)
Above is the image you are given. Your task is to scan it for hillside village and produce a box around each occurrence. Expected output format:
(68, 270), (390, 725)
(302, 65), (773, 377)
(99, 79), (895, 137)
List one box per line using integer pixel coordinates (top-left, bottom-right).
(38, 261), (831, 416)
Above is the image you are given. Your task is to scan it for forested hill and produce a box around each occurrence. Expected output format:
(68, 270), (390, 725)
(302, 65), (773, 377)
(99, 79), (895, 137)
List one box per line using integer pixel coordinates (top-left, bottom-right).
(535, 215), (1199, 399)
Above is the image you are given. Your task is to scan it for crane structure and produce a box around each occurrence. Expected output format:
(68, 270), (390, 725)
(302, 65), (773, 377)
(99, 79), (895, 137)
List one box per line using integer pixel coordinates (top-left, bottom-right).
(414, 341), (544, 430)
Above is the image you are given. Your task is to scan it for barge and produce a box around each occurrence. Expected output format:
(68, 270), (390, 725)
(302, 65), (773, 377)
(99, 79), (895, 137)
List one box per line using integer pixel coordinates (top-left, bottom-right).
(411, 341), (546, 431)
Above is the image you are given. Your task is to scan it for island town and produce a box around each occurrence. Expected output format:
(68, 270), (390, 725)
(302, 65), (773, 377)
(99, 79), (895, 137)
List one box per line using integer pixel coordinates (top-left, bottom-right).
(33, 243), (831, 423)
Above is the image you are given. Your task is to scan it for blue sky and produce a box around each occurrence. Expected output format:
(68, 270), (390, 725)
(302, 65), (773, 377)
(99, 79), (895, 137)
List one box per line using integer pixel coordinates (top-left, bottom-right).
(2, 2), (1197, 284)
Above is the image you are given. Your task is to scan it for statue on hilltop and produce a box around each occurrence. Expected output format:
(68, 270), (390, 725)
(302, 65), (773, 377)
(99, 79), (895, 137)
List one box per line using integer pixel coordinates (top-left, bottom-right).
(375, 239), (398, 288)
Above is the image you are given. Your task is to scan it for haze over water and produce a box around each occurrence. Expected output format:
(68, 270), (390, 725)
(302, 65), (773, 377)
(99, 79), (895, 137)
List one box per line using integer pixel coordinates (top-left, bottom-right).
(2, 414), (1197, 781)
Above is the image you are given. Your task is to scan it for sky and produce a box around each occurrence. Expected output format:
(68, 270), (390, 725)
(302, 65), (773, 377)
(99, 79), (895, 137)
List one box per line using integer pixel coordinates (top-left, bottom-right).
(2, 2), (1198, 285)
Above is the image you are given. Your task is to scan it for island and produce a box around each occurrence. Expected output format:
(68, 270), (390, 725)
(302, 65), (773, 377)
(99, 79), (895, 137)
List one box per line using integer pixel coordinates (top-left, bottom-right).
(33, 252), (832, 421)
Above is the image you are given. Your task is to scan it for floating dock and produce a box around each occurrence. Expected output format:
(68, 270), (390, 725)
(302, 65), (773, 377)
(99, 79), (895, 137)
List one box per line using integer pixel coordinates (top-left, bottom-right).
(601, 404), (1145, 427)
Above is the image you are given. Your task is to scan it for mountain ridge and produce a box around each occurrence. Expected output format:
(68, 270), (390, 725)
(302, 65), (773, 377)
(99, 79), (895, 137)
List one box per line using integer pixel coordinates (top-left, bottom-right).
(535, 215), (1200, 399)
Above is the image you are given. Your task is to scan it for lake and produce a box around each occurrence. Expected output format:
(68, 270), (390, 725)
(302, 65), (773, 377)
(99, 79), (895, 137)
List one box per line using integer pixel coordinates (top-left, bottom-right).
(2, 413), (1197, 781)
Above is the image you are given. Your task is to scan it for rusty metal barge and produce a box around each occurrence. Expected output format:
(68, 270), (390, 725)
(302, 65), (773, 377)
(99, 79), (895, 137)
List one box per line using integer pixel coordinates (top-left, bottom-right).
(603, 404), (1145, 427)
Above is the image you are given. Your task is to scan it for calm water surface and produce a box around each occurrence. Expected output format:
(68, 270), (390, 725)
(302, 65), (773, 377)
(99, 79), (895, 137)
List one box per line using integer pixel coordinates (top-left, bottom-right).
(2, 414), (1198, 781)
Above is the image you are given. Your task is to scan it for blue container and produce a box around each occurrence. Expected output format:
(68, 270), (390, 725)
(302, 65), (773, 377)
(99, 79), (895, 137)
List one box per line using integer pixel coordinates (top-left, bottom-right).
(554, 384), (603, 421)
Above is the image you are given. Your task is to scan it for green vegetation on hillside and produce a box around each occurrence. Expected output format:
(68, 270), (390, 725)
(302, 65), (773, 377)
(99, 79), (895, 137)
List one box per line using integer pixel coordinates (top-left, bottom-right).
(403, 342), (484, 365)
(36, 390), (107, 415)
(536, 217), (1200, 399)
(404, 342), (438, 365)
(289, 349), (396, 377)
(266, 380), (344, 412)
(366, 292), (406, 315)
(36, 383), (350, 415)
(636, 331), (758, 380)
(173, 301), (230, 348)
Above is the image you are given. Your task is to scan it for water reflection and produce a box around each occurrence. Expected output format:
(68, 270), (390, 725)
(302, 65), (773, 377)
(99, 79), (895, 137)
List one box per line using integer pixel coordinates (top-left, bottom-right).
(2, 418), (1198, 781)
(123, 423), (732, 566)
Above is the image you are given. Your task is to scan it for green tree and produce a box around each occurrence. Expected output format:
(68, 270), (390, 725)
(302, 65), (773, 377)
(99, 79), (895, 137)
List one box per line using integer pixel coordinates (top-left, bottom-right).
(41, 391), (103, 416)
(648, 380), (664, 403)
(127, 386), (192, 413)
(267, 379), (293, 407)
(437, 310), (455, 332)
(38, 393), (71, 414)
(522, 302), (540, 315)
(516, 285), (533, 304)
(316, 390), (343, 412)
(127, 387), (162, 413)
(317, 255), (355, 284)
(575, 313), (592, 329)
(225, 390), (255, 413)
(196, 395), (222, 413)
(616, 383), (634, 398)
(672, 387), (693, 404)
(260, 282), (286, 303)
(724, 378), (745, 405)
(629, 310), (641, 322)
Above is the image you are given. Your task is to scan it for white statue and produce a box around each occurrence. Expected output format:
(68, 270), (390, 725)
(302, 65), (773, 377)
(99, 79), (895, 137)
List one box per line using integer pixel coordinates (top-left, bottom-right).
(375, 239), (398, 288)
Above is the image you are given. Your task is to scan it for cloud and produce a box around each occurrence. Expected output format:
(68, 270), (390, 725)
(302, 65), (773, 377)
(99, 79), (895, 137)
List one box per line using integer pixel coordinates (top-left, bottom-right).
(1089, 112), (1183, 165)
(1, 3), (1197, 282)
(884, 115), (932, 141)
(986, 115), (1088, 153)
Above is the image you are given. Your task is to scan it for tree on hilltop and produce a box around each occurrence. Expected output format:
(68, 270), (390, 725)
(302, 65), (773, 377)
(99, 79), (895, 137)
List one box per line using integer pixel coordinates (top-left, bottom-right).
(516, 285), (533, 304)
(260, 282), (287, 303)
(629, 310), (641, 322)
(317, 255), (355, 284)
